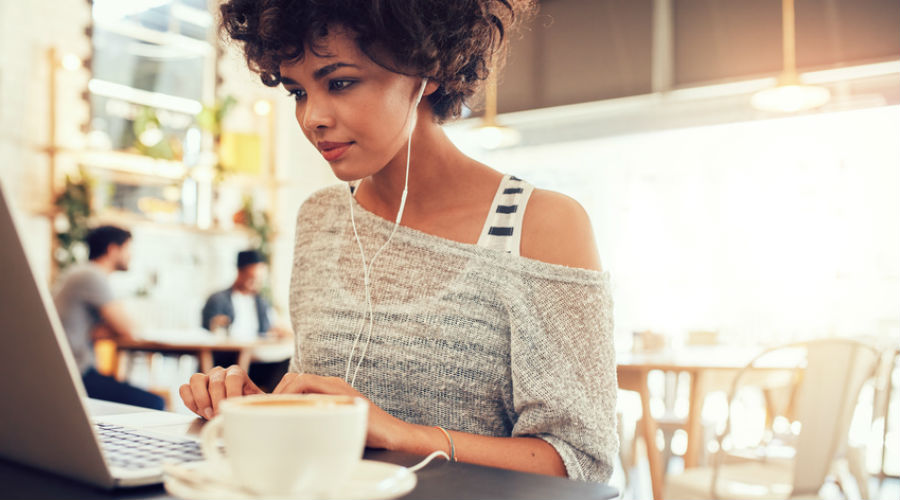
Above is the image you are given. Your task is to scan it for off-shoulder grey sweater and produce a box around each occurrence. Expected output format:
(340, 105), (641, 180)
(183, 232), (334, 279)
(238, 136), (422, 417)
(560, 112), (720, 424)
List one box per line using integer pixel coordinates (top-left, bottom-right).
(288, 184), (617, 482)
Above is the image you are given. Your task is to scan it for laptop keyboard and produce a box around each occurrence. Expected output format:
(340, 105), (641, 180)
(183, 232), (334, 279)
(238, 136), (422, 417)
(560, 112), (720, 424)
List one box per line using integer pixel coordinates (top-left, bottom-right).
(95, 423), (204, 470)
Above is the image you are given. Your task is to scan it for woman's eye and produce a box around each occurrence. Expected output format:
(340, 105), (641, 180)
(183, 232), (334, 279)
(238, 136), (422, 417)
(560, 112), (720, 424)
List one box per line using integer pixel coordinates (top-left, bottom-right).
(330, 79), (355, 91)
(286, 89), (306, 101)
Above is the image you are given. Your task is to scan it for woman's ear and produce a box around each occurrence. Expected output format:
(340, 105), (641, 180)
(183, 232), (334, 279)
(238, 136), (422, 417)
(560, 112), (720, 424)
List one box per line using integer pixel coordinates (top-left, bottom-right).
(423, 79), (440, 96)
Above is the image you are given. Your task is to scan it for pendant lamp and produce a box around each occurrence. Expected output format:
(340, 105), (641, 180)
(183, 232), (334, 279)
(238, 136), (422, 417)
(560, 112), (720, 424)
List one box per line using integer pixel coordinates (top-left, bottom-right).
(752, 0), (830, 112)
(475, 60), (521, 149)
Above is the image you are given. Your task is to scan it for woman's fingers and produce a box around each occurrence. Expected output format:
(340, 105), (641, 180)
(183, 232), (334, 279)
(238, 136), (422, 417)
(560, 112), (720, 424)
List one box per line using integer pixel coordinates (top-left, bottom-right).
(243, 376), (265, 395)
(225, 365), (247, 397)
(181, 369), (363, 420)
(179, 365), (267, 419)
(272, 372), (299, 394)
(207, 367), (227, 414)
(178, 383), (199, 415)
(188, 372), (214, 419)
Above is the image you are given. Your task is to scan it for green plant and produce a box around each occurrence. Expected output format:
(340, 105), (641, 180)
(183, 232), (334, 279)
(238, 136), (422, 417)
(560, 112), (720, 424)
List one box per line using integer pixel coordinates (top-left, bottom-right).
(196, 95), (237, 182)
(233, 195), (275, 302)
(54, 167), (94, 270)
(132, 106), (181, 160)
(233, 195), (274, 262)
(196, 95), (237, 138)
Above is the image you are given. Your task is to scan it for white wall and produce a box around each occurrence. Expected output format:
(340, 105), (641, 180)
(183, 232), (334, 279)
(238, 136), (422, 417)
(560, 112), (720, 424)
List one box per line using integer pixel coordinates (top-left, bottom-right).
(0, 0), (92, 285)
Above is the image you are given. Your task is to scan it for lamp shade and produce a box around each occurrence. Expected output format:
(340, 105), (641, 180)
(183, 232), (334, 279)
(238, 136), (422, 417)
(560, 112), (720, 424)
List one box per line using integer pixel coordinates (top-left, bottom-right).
(476, 124), (522, 150)
(751, 0), (831, 113)
(751, 83), (831, 113)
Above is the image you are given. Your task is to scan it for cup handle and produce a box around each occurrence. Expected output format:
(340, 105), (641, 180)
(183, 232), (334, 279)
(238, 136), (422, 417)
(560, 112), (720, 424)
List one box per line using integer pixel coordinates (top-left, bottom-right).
(200, 416), (226, 464)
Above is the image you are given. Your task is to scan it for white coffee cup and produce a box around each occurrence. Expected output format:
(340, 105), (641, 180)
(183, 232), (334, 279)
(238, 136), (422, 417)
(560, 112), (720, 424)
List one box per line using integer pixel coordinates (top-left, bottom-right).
(200, 393), (368, 497)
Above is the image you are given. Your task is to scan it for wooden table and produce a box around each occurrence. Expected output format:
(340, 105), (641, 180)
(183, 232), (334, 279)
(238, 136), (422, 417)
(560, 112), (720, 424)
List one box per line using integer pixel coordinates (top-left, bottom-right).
(113, 337), (293, 375)
(616, 346), (797, 500)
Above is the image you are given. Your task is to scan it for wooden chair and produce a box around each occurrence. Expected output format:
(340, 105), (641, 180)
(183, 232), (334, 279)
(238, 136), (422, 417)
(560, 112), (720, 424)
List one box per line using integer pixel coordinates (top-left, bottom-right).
(93, 340), (173, 410)
(664, 338), (881, 499)
(93, 338), (119, 376)
(635, 330), (722, 476)
(845, 345), (900, 499)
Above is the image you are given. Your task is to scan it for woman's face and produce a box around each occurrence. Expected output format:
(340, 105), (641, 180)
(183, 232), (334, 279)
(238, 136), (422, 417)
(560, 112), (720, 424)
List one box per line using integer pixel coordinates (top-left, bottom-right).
(279, 28), (424, 182)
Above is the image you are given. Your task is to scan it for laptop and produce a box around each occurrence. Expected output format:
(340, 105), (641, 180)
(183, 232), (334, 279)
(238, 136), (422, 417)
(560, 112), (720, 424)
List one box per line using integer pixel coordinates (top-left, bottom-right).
(0, 182), (203, 488)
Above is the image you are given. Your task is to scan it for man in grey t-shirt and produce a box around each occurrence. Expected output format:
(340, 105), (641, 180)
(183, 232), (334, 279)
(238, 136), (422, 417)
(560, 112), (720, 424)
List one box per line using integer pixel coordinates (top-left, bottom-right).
(53, 226), (163, 410)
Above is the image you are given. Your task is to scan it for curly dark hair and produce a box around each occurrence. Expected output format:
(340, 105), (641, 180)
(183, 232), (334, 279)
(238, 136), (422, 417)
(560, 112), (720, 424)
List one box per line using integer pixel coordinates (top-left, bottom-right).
(220, 0), (534, 122)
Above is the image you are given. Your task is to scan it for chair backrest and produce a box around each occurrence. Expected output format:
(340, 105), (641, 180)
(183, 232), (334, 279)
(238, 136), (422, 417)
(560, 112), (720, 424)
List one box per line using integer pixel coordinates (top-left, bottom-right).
(713, 338), (881, 498)
(790, 339), (879, 495)
(632, 330), (667, 352)
(687, 330), (719, 346)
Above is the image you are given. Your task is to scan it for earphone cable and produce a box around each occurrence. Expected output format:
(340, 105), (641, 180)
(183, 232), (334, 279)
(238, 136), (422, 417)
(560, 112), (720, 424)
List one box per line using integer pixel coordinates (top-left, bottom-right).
(345, 80), (427, 388)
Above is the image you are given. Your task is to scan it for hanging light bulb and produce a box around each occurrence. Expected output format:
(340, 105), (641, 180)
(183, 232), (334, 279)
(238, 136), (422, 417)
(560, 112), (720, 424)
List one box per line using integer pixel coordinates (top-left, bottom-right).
(60, 53), (83, 71)
(138, 124), (164, 147)
(475, 59), (520, 149)
(752, 0), (830, 113)
(751, 81), (831, 113)
(253, 99), (272, 116)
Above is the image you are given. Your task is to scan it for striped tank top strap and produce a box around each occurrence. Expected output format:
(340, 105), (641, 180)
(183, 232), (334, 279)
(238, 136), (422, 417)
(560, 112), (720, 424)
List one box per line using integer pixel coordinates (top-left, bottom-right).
(476, 175), (535, 256)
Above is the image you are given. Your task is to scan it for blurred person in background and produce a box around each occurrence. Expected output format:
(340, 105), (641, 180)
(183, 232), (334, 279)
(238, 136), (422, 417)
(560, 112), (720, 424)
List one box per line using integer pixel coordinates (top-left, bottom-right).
(52, 225), (165, 410)
(201, 249), (291, 391)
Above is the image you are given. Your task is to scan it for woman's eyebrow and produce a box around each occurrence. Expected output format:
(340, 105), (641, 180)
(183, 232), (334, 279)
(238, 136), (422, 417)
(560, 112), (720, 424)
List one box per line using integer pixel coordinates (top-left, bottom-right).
(281, 62), (360, 87)
(313, 62), (360, 80)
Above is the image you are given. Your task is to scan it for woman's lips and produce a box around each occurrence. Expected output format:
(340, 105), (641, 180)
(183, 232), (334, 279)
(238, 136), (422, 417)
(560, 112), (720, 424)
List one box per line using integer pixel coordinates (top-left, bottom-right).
(318, 141), (353, 162)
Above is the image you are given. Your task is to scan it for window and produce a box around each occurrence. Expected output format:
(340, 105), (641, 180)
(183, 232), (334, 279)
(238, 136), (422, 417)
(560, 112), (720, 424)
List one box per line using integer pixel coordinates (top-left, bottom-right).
(89, 0), (214, 151)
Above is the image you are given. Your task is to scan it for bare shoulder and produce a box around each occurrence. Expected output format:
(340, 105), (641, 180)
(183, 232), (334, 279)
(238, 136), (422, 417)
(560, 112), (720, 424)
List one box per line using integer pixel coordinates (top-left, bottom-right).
(520, 188), (603, 272)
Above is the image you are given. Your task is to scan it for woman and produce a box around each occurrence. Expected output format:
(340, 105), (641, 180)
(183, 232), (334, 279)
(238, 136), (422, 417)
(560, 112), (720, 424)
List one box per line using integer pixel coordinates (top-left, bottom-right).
(180, 0), (616, 482)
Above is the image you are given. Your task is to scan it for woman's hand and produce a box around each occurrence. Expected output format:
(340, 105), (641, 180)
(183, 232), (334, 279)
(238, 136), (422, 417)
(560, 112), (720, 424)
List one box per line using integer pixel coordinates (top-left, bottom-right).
(178, 365), (264, 420)
(273, 373), (410, 450)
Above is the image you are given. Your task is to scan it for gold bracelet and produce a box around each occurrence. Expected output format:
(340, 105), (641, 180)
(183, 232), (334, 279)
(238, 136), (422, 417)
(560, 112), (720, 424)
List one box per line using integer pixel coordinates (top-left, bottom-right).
(434, 426), (456, 462)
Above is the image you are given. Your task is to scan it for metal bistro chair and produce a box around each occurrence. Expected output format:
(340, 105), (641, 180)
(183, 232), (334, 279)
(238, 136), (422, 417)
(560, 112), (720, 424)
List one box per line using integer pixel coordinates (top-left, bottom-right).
(665, 338), (881, 500)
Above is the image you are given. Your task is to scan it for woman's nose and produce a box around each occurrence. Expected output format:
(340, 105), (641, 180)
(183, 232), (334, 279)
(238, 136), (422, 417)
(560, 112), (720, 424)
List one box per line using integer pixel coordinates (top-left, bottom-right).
(299, 97), (335, 131)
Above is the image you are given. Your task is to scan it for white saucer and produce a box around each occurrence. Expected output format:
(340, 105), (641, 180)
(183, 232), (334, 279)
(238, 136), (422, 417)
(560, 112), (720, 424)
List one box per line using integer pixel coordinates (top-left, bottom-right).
(163, 459), (416, 500)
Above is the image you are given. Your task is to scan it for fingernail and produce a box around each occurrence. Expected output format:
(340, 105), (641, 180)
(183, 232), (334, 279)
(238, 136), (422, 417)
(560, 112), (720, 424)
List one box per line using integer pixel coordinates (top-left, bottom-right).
(204, 408), (213, 420)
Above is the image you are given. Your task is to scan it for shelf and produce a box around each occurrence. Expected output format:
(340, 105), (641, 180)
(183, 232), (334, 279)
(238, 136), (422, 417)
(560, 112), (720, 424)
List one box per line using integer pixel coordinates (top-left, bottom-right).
(216, 174), (276, 190)
(25, 205), (260, 238)
(53, 148), (289, 191)
(56, 148), (215, 181)
(92, 210), (257, 238)
(31, 147), (278, 238)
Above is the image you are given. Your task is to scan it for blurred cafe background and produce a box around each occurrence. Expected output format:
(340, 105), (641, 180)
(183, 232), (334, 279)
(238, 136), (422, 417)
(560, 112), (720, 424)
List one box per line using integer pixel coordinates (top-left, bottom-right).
(0, 0), (898, 499)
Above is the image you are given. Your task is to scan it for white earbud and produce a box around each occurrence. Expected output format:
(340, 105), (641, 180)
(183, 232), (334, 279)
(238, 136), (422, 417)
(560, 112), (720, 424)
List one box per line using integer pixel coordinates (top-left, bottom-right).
(345, 78), (428, 387)
(395, 79), (428, 224)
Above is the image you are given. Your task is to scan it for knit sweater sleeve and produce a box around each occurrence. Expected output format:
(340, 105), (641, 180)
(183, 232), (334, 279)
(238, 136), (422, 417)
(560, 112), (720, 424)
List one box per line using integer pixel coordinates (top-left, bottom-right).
(507, 266), (618, 482)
